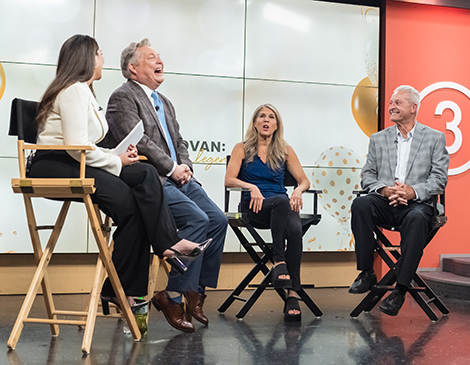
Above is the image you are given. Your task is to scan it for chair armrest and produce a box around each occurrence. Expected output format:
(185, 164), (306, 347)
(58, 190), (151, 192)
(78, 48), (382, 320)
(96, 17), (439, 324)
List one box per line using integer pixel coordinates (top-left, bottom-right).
(224, 186), (250, 213)
(17, 141), (94, 179)
(305, 189), (322, 194)
(352, 190), (367, 196)
(304, 189), (322, 215)
(226, 187), (250, 192)
(429, 190), (445, 217)
(23, 143), (95, 151)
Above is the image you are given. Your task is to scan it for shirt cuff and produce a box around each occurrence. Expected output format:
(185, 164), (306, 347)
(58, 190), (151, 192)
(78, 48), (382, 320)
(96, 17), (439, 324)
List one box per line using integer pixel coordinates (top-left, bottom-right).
(166, 161), (177, 177)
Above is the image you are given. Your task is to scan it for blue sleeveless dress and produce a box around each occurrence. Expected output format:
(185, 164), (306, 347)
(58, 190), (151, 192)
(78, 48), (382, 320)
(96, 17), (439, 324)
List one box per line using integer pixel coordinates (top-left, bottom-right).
(239, 155), (287, 205)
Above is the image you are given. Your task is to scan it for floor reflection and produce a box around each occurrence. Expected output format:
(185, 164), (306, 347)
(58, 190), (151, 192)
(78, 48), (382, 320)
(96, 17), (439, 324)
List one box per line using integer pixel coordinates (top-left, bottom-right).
(349, 314), (449, 364)
(233, 319), (318, 364)
(2, 289), (470, 365)
(150, 329), (206, 365)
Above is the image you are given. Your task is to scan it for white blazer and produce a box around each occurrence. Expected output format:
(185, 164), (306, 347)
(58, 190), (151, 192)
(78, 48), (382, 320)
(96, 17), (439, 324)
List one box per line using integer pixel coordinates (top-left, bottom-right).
(37, 82), (122, 176)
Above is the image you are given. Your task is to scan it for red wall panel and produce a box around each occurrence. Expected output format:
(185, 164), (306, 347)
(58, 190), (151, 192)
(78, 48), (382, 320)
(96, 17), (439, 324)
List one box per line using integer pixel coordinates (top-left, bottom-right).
(385, 0), (470, 267)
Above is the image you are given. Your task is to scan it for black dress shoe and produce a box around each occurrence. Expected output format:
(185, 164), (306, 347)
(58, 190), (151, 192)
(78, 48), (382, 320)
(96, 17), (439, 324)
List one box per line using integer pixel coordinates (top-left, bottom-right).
(379, 289), (405, 316)
(348, 270), (377, 294)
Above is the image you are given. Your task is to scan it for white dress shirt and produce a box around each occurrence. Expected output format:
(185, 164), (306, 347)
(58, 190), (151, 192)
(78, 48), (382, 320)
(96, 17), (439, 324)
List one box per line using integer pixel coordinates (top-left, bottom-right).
(394, 123), (416, 183)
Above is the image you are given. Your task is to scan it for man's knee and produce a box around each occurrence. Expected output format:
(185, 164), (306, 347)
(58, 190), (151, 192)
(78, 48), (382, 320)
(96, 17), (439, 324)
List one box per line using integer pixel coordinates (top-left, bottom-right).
(403, 207), (430, 227)
(215, 211), (229, 228)
(190, 209), (210, 229)
(351, 195), (371, 215)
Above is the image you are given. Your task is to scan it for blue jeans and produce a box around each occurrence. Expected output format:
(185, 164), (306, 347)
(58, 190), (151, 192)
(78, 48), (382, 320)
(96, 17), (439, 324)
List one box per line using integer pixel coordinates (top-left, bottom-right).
(164, 179), (228, 293)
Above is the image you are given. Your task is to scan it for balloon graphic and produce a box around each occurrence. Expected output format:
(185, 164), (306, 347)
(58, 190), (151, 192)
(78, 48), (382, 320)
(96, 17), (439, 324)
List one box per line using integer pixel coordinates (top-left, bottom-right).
(0, 63), (6, 101)
(361, 7), (379, 87)
(351, 76), (378, 137)
(312, 146), (362, 250)
(364, 29), (378, 87)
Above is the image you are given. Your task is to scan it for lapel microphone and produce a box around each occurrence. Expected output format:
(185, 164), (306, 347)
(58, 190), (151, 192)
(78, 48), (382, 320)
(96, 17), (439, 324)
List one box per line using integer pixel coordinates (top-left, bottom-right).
(155, 105), (159, 111)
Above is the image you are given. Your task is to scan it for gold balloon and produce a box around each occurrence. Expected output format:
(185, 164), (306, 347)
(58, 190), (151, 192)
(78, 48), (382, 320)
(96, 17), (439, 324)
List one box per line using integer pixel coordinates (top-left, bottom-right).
(351, 77), (378, 137)
(0, 63), (5, 101)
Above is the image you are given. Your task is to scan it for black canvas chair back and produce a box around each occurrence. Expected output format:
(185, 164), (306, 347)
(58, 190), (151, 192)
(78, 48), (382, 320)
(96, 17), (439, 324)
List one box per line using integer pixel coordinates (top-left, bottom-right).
(7, 98), (141, 353)
(350, 191), (449, 321)
(218, 155), (323, 319)
(9, 98), (39, 143)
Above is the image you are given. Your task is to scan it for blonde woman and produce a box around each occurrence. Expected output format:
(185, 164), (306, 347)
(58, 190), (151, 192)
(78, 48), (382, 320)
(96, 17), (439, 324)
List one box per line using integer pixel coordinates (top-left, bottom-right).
(225, 104), (310, 322)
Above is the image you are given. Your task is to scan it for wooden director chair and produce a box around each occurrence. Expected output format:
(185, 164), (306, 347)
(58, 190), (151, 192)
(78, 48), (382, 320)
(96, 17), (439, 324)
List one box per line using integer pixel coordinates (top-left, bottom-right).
(7, 98), (141, 354)
(350, 191), (450, 321)
(218, 156), (323, 319)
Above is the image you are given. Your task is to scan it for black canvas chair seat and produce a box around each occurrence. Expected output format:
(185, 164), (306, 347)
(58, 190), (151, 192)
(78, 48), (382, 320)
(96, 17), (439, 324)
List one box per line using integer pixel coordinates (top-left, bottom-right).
(350, 190), (449, 321)
(218, 156), (323, 319)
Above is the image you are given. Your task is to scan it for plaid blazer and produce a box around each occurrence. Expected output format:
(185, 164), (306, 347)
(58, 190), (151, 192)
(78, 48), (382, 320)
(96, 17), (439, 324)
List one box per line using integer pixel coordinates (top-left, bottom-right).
(361, 122), (449, 203)
(104, 80), (192, 183)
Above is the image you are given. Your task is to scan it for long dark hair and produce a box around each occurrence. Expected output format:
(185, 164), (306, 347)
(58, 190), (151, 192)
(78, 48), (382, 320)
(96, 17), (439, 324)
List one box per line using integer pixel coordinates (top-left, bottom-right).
(36, 34), (99, 128)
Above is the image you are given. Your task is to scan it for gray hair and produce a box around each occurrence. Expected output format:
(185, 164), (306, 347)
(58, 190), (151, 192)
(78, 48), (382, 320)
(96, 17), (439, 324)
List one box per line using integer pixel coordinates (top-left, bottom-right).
(394, 85), (420, 112)
(120, 38), (152, 79)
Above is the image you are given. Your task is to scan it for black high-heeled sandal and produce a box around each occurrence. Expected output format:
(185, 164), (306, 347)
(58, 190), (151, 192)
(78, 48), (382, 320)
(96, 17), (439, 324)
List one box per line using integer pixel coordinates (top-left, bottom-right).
(165, 238), (213, 274)
(165, 256), (188, 275)
(272, 263), (293, 289)
(170, 238), (212, 257)
(100, 295), (148, 315)
(284, 296), (302, 322)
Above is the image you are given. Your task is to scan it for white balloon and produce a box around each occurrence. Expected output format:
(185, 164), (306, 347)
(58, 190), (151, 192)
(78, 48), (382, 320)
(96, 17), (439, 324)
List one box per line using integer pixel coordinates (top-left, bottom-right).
(312, 146), (362, 249)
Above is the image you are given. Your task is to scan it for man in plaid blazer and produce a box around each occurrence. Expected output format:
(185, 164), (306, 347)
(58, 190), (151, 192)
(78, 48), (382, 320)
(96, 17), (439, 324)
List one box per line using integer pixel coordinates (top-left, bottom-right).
(348, 85), (449, 316)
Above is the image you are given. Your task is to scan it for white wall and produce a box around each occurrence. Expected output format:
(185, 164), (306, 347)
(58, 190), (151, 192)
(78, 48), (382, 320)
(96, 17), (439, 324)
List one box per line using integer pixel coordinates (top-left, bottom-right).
(0, 0), (379, 253)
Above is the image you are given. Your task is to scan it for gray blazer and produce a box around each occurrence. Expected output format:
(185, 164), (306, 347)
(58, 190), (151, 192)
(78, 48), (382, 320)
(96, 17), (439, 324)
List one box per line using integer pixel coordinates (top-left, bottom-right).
(105, 80), (192, 183)
(362, 122), (449, 203)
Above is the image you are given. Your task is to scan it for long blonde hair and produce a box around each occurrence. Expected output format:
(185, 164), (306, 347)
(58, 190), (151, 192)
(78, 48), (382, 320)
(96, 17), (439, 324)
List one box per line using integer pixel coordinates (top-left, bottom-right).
(244, 104), (287, 171)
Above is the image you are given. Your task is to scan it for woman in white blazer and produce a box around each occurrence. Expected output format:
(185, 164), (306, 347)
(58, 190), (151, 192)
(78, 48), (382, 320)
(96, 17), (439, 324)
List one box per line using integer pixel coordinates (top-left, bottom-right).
(29, 34), (211, 313)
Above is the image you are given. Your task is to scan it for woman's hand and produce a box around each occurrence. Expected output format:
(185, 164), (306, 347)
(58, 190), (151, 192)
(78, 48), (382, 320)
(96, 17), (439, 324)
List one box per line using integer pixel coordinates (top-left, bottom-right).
(127, 144), (138, 157)
(249, 185), (265, 213)
(119, 144), (139, 166)
(290, 187), (303, 212)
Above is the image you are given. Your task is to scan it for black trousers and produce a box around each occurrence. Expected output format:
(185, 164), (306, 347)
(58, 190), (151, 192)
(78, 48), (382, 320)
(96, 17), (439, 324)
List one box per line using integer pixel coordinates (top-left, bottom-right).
(29, 150), (180, 297)
(243, 195), (302, 290)
(351, 193), (434, 287)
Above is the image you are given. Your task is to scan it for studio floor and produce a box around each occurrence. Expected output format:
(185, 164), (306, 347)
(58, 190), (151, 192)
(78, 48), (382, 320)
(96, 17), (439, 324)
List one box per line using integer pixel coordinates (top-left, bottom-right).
(1, 288), (469, 365)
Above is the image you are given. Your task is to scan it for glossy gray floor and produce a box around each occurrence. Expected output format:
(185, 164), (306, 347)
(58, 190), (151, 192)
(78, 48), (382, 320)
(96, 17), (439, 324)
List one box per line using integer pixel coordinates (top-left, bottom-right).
(1, 288), (469, 365)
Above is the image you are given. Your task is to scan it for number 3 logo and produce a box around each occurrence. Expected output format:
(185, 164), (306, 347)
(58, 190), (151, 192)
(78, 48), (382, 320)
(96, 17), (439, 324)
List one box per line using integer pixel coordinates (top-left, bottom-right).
(420, 82), (470, 176)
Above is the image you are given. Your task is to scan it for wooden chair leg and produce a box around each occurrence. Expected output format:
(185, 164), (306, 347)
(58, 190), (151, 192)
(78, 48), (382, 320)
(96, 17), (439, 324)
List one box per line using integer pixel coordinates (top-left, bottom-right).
(7, 198), (70, 350)
(147, 255), (161, 301)
(83, 195), (141, 342)
(81, 255), (107, 354)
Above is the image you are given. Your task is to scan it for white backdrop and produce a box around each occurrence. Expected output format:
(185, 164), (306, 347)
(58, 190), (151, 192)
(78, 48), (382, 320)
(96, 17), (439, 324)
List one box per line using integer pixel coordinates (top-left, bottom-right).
(0, 0), (379, 253)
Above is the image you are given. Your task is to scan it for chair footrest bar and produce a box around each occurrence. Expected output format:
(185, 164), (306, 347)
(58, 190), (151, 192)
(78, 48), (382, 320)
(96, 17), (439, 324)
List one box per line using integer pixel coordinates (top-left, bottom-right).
(248, 284), (316, 289)
(96, 313), (124, 318)
(408, 287), (426, 292)
(36, 225), (55, 230)
(248, 284), (269, 288)
(232, 295), (247, 302)
(373, 285), (396, 291)
(23, 318), (87, 325)
(54, 310), (89, 316)
(373, 285), (426, 292)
